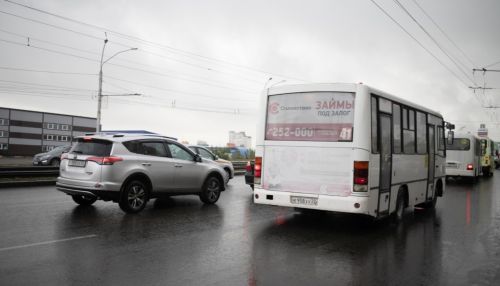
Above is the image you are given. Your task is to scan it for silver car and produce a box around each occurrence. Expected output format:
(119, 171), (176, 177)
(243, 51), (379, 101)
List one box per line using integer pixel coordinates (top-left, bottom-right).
(187, 145), (234, 183)
(56, 134), (228, 213)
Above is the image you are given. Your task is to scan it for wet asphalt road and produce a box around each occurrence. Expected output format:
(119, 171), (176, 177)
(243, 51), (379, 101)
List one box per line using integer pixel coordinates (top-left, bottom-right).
(1, 174), (500, 286)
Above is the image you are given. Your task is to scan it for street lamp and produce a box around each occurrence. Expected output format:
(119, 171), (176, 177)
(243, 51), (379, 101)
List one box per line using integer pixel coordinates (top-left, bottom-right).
(96, 38), (138, 132)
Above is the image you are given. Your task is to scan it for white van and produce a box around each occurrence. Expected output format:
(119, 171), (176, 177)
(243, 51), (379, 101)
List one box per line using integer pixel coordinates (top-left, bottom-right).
(445, 134), (481, 180)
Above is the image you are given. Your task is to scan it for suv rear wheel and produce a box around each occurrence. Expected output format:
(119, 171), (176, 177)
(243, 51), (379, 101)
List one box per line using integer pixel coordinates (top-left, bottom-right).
(200, 176), (222, 204)
(50, 158), (60, 167)
(119, 180), (149, 213)
(72, 194), (97, 206)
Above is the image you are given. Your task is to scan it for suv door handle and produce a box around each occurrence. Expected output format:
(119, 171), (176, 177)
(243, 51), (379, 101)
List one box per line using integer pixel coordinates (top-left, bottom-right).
(175, 165), (183, 168)
(142, 163), (151, 166)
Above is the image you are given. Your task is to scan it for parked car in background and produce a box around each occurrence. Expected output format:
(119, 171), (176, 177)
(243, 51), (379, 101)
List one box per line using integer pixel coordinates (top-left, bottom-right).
(245, 160), (254, 190)
(56, 134), (228, 213)
(33, 145), (71, 166)
(187, 145), (234, 183)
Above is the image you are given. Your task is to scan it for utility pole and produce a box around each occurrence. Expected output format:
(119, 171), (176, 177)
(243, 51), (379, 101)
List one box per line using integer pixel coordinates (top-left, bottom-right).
(472, 68), (500, 73)
(96, 38), (138, 132)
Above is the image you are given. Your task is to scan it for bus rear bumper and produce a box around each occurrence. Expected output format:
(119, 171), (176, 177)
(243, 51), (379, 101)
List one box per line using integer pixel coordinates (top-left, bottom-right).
(445, 169), (475, 177)
(253, 188), (375, 217)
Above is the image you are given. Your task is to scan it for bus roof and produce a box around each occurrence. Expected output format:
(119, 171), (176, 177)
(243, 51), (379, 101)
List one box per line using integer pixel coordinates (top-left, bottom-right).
(267, 83), (444, 119)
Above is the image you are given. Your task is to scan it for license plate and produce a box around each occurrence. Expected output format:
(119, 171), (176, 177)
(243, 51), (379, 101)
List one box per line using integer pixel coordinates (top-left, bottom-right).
(68, 159), (86, 167)
(290, 196), (318, 206)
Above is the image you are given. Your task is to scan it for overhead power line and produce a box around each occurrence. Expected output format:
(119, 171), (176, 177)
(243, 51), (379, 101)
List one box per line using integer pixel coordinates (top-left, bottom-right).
(484, 58), (500, 68)
(0, 9), (266, 84)
(3, 0), (307, 83)
(105, 75), (257, 103)
(0, 37), (259, 94)
(392, 0), (477, 86)
(410, 0), (476, 68)
(368, 0), (472, 89)
(0, 66), (96, 76)
(0, 28), (261, 91)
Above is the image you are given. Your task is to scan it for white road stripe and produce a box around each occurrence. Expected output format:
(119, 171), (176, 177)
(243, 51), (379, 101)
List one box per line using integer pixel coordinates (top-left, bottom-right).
(0, 234), (97, 252)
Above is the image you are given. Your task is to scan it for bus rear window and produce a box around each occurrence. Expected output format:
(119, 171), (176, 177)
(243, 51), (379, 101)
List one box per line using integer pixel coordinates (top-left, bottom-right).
(446, 138), (470, 151)
(265, 92), (355, 142)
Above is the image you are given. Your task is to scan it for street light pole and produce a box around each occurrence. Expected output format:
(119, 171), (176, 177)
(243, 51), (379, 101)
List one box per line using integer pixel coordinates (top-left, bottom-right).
(96, 38), (137, 132)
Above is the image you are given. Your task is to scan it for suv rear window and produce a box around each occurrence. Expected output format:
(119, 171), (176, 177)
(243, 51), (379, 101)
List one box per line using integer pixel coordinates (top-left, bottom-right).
(72, 138), (112, 156)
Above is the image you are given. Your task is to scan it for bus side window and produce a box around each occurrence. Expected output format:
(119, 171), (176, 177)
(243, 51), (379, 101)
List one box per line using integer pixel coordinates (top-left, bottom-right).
(371, 96), (379, 153)
(437, 126), (445, 156)
(402, 108), (415, 154)
(480, 140), (486, 156)
(416, 112), (427, 154)
(393, 104), (401, 153)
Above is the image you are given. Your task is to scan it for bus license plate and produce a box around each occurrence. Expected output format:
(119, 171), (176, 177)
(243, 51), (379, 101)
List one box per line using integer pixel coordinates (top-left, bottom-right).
(68, 160), (86, 167)
(290, 196), (318, 206)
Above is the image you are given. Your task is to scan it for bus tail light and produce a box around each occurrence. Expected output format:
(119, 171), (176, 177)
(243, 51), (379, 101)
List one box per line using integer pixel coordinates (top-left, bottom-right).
(254, 156), (262, 185)
(353, 161), (369, 192)
(466, 163), (473, 170)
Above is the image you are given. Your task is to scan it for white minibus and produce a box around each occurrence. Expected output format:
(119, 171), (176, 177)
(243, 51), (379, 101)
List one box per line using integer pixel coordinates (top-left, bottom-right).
(253, 83), (447, 221)
(445, 134), (481, 180)
(479, 137), (495, 177)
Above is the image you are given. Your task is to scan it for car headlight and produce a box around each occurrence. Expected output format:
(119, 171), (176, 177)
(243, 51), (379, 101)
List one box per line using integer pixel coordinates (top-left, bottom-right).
(40, 155), (50, 160)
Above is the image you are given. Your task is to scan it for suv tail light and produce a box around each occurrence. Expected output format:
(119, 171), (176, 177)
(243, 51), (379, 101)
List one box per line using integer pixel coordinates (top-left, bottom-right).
(254, 156), (262, 185)
(353, 161), (369, 192)
(61, 153), (68, 161)
(87, 156), (123, 165)
(466, 163), (473, 170)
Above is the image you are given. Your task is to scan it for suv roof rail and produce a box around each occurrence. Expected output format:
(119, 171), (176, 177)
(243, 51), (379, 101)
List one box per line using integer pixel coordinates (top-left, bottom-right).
(79, 132), (178, 141)
(141, 134), (178, 141)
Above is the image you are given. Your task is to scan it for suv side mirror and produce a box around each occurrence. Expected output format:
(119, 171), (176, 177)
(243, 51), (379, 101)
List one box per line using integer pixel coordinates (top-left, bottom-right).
(447, 131), (454, 145)
(194, 154), (203, 163)
(214, 155), (219, 160)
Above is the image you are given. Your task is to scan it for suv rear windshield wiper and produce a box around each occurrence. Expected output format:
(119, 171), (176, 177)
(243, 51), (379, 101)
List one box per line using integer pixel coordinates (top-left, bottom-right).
(71, 151), (83, 154)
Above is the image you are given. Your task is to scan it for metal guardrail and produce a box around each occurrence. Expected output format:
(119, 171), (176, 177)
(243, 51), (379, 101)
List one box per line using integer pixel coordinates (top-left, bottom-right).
(231, 161), (248, 175)
(0, 166), (59, 178)
(0, 160), (252, 178)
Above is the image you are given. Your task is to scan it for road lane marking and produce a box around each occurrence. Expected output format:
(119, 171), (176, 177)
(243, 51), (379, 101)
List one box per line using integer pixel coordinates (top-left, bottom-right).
(0, 234), (97, 252)
(0, 200), (71, 208)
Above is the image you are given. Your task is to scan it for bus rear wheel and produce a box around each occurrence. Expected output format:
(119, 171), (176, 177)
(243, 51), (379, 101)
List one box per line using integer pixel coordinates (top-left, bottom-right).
(392, 190), (406, 223)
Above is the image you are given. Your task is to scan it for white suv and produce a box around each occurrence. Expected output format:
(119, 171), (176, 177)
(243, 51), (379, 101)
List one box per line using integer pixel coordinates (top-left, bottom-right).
(56, 134), (228, 213)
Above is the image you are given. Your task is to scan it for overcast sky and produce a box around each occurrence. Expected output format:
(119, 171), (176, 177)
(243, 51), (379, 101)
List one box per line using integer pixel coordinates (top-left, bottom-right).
(1, 0), (499, 145)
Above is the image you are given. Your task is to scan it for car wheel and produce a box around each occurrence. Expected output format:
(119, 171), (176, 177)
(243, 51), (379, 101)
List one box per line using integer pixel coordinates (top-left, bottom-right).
(119, 180), (149, 213)
(72, 194), (97, 206)
(224, 169), (231, 184)
(50, 159), (60, 167)
(200, 176), (222, 204)
(392, 190), (406, 223)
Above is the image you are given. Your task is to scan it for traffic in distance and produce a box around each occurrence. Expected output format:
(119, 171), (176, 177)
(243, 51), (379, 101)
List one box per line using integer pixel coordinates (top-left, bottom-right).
(52, 83), (500, 222)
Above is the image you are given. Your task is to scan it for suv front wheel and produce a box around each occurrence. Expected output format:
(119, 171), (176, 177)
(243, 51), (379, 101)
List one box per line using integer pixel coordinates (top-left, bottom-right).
(119, 180), (149, 213)
(199, 176), (222, 204)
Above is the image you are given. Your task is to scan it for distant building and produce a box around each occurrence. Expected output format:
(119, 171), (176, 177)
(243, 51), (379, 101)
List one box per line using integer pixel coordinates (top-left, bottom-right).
(228, 131), (252, 148)
(196, 140), (209, 146)
(0, 107), (96, 156)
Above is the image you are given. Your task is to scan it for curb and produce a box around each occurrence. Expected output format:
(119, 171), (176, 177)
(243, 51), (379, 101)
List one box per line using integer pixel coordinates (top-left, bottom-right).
(0, 180), (57, 188)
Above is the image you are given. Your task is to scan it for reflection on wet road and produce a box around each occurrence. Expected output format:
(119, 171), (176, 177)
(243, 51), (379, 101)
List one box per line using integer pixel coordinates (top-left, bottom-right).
(0, 174), (499, 285)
